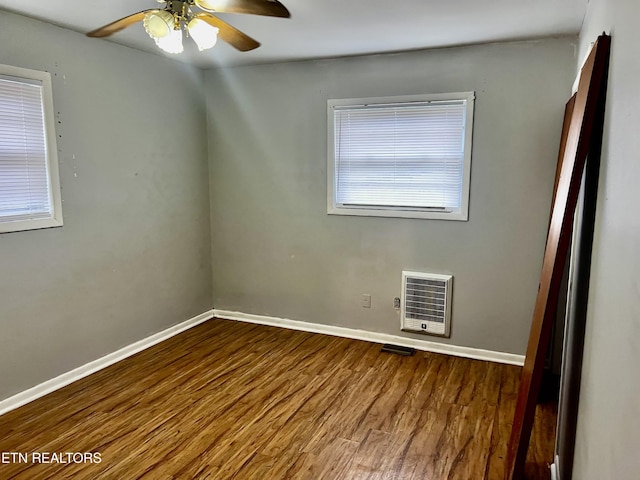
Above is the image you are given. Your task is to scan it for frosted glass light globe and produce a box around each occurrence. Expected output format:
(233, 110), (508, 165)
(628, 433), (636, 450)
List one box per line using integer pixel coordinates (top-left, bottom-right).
(143, 11), (175, 39)
(155, 27), (184, 54)
(188, 18), (219, 51)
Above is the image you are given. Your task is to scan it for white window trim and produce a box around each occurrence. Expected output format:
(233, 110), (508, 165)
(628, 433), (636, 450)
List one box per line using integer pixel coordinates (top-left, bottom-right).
(327, 92), (474, 221)
(0, 64), (63, 234)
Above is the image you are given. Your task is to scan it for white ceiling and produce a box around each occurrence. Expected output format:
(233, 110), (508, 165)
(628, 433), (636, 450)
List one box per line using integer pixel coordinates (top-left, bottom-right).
(0, 0), (588, 69)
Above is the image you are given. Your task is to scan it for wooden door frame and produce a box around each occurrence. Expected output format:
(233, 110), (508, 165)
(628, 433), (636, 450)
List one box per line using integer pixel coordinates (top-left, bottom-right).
(505, 34), (611, 480)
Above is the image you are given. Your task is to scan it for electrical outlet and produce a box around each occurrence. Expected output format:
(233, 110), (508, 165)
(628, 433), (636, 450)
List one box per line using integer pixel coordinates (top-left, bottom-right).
(394, 297), (401, 309)
(362, 294), (371, 308)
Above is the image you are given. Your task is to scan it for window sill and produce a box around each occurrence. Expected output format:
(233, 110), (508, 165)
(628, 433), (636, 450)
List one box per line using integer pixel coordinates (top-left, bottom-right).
(0, 217), (64, 234)
(327, 205), (468, 221)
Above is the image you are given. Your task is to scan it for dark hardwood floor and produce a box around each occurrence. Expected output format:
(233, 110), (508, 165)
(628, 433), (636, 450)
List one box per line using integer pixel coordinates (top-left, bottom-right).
(0, 319), (556, 479)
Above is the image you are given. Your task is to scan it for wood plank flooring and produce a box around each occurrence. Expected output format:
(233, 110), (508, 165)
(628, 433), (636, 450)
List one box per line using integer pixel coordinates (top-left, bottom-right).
(0, 319), (556, 479)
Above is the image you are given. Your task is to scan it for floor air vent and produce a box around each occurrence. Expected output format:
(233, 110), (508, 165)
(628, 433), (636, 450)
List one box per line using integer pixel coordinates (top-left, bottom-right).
(401, 271), (453, 337)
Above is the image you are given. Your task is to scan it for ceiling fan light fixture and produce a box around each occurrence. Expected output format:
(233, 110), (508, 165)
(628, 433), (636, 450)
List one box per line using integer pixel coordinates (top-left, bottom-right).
(87, 0), (281, 53)
(143, 10), (175, 38)
(188, 18), (220, 51)
(155, 26), (184, 54)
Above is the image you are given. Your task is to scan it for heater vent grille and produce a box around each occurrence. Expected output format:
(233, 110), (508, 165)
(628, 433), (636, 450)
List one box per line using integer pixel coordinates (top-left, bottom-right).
(401, 271), (452, 337)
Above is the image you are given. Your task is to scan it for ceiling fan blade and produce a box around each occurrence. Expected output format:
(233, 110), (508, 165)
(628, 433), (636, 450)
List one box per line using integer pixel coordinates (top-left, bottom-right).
(194, 0), (290, 18)
(194, 13), (260, 51)
(87, 10), (159, 38)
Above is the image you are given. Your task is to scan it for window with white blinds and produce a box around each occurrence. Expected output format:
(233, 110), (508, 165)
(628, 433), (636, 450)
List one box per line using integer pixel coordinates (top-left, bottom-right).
(0, 65), (62, 233)
(328, 92), (474, 220)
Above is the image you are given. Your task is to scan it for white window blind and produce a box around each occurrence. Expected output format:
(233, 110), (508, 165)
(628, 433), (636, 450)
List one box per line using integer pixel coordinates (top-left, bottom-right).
(0, 66), (62, 233)
(328, 93), (474, 220)
(334, 101), (466, 210)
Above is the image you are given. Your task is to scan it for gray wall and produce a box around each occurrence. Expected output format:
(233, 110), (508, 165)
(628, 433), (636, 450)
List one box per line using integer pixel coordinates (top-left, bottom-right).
(0, 11), (212, 401)
(206, 38), (576, 355)
(572, 0), (640, 477)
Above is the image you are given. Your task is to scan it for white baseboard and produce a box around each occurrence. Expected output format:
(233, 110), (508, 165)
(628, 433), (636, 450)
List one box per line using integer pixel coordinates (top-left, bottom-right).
(213, 310), (525, 366)
(0, 310), (214, 417)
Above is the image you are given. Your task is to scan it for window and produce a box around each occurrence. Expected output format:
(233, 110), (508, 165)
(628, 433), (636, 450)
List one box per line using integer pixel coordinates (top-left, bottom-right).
(327, 92), (474, 220)
(0, 64), (63, 234)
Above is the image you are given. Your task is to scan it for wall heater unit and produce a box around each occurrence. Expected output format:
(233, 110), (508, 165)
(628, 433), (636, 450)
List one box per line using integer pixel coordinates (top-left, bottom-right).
(401, 271), (453, 337)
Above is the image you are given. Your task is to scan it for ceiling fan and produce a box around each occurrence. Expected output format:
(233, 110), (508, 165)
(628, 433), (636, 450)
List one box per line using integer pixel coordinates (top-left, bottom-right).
(87, 0), (290, 54)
